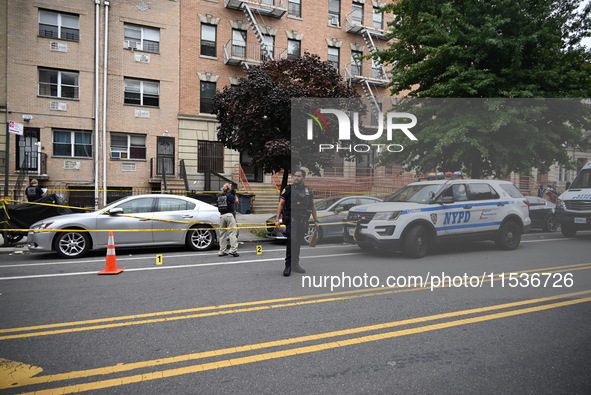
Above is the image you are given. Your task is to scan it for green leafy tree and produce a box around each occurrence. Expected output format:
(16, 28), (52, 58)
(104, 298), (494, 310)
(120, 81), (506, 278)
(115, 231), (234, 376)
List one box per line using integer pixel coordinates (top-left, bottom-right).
(213, 53), (360, 189)
(374, 0), (591, 178)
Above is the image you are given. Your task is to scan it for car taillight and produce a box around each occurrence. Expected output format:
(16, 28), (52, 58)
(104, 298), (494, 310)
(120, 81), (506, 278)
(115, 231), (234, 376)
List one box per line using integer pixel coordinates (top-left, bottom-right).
(524, 199), (530, 207)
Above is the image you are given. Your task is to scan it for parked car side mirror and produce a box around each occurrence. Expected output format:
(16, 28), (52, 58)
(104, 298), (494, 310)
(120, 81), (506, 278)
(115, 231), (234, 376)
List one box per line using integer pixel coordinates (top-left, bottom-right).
(334, 205), (345, 212)
(107, 208), (124, 215)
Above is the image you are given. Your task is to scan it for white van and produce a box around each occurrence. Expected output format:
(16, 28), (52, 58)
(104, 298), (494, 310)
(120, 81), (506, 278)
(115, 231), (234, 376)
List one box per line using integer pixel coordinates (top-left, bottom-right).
(556, 161), (591, 237)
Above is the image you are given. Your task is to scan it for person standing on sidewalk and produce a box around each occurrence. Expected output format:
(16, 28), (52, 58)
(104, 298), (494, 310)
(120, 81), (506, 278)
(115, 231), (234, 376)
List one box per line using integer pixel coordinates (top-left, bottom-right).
(216, 183), (239, 257)
(275, 169), (319, 276)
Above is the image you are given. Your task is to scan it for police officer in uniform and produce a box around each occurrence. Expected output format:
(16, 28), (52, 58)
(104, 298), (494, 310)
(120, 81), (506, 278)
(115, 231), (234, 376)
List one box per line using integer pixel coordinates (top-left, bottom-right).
(275, 169), (319, 276)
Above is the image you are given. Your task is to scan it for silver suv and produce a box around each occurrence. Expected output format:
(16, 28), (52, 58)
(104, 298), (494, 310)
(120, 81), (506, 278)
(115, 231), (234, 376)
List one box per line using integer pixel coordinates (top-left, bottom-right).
(344, 179), (531, 258)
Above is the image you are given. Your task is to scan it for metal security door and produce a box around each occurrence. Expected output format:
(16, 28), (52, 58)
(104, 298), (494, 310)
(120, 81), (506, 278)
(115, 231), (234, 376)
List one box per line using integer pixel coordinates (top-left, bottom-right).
(16, 128), (40, 171)
(157, 136), (174, 176)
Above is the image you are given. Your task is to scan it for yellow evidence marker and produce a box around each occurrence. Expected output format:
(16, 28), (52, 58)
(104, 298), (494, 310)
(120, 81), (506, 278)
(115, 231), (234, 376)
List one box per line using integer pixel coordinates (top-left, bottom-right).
(156, 254), (163, 265)
(256, 245), (263, 255)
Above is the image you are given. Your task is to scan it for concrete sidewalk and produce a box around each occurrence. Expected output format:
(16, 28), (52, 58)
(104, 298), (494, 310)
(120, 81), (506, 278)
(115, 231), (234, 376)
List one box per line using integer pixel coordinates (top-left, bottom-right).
(236, 212), (274, 243)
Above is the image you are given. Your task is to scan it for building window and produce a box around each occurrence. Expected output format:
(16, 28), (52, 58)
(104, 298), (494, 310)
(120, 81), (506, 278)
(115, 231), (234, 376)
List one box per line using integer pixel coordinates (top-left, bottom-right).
(373, 7), (383, 30)
(200, 81), (216, 114)
(559, 166), (568, 182)
(370, 102), (382, 126)
(124, 23), (160, 53)
(328, 0), (341, 25)
(38, 68), (79, 99)
(351, 50), (363, 76)
(124, 78), (159, 107)
(372, 58), (383, 79)
(201, 24), (217, 57)
(288, 0), (302, 18)
(53, 129), (92, 158)
(328, 47), (340, 71)
(352, 3), (364, 25)
(232, 29), (247, 58)
(68, 186), (95, 208)
(261, 35), (275, 61)
(107, 187), (133, 204)
(287, 39), (301, 59)
(110, 133), (146, 160)
(39, 9), (79, 41)
(198, 141), (224, 173)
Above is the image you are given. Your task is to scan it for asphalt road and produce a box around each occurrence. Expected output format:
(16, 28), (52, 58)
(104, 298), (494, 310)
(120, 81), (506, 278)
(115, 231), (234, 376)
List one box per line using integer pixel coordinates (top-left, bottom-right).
(0, 230), (590, 394)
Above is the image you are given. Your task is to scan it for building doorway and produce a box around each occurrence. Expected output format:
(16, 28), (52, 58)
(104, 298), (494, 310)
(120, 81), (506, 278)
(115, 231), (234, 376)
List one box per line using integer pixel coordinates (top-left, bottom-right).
(240, 152), (263, 182)
(16, 127), (40, 171)
(156, 136), (175, 176)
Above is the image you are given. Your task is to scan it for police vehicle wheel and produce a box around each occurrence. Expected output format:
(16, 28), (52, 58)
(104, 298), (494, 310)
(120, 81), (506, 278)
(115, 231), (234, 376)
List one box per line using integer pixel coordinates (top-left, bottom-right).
(186, 226), (216, 251)
(403, 224), (431, 259)
(561, 223), (577, 238)
(543, 215), (558, 232)
(495, 221), (521, 250)
(54, 231), (91, 259)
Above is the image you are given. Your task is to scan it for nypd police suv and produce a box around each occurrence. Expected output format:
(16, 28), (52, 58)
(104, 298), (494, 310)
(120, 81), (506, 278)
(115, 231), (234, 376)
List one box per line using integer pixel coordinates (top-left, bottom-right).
(556, 161), (591, 237)
(344, 179), (531, 258)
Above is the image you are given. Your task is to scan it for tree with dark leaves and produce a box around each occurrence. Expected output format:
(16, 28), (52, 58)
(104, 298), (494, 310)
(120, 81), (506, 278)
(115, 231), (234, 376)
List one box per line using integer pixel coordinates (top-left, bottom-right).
(213, 53), (360, 190)
(373, 0), (591, 178)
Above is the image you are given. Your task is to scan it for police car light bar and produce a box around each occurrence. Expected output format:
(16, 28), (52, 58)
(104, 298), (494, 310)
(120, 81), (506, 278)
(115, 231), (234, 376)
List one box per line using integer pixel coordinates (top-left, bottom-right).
(419, 171), (464, 181)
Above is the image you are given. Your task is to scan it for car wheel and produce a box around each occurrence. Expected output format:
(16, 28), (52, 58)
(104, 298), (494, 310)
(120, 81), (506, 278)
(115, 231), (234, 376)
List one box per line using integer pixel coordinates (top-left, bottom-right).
(543, 215), (558, 232)
(54, 231), (91, 259)
(561, 223), (577, 238)
(304, 225), (322, 244)
(495, 221), (521, 250)
(186, 226), (216, 251)
(4, 233), (23, 244)
(403, 224), (431, 259)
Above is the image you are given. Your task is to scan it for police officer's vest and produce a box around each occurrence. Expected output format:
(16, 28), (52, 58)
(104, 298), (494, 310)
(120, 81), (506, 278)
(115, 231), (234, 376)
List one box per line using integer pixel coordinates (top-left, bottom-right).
(216, 192), (235, 215)
(26, 186), (41, 201)
(285, 184), (313, 221)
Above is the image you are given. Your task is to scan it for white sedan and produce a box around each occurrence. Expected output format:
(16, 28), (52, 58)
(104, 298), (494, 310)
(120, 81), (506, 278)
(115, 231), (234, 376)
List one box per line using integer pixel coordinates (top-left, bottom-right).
(28, 194), (220, 258)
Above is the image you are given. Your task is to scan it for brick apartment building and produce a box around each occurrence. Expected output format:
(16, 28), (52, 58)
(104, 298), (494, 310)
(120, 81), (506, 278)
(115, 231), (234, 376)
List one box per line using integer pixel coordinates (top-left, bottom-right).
(1, 1), (583, 208)
(0, 0), (396, 207)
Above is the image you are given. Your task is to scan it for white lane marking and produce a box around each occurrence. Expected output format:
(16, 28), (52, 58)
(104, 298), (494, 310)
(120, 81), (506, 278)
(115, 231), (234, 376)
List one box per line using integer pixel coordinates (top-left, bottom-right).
(0, 244), (352, 269)
(0, 252), (362, 281)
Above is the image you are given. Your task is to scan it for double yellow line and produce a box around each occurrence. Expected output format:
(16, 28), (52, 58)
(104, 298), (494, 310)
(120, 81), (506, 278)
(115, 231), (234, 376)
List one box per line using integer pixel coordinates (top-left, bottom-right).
(1, 263), (589, 342)
(2, 289), (590, 393)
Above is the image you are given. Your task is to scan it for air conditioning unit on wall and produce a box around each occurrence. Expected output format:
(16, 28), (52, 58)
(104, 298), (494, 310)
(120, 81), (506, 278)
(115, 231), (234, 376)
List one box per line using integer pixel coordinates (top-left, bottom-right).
(124, 40), (141, 50)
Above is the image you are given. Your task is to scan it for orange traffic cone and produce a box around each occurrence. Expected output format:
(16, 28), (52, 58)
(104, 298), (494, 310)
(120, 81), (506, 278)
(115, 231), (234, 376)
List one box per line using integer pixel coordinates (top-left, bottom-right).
(98, 231), (123, 275)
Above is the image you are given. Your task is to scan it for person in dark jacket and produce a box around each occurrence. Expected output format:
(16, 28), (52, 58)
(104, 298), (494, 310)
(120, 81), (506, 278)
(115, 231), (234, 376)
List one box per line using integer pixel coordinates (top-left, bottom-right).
(25, 179), (44, 202)
(216, 183), (239, 257)
(274, 169), (319, 277)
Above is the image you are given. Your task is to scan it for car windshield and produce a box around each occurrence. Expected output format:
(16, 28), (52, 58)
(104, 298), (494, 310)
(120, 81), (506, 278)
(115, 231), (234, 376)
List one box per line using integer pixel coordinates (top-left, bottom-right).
(570, 169), (591, 189)
(315, 197), (342, 210)
(384, 184), (443, 203)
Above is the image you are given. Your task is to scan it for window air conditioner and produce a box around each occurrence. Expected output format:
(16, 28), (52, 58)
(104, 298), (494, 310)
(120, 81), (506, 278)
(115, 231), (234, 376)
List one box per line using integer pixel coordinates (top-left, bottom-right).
(124, 40), (140, 50)
(330, 16), (339, 26)
(110, 151), (121, 159)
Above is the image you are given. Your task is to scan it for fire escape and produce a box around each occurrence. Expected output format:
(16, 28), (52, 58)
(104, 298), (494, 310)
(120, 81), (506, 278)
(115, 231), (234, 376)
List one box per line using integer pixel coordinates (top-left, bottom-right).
(223, 0), (287, 68)
(343, 9), (393, 118)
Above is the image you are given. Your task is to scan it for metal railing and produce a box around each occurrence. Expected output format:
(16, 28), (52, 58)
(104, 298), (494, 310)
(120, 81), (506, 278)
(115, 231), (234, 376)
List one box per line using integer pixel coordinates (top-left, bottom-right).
(233, 164), (253, 192)
(223, 41), (287, 66)
(204, 171), (237, 193)
(344, 10), (391, 39)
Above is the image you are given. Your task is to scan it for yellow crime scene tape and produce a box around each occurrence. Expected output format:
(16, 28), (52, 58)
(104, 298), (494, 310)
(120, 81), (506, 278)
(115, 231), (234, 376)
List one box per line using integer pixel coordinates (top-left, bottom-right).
(0, 198), (353, 234)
